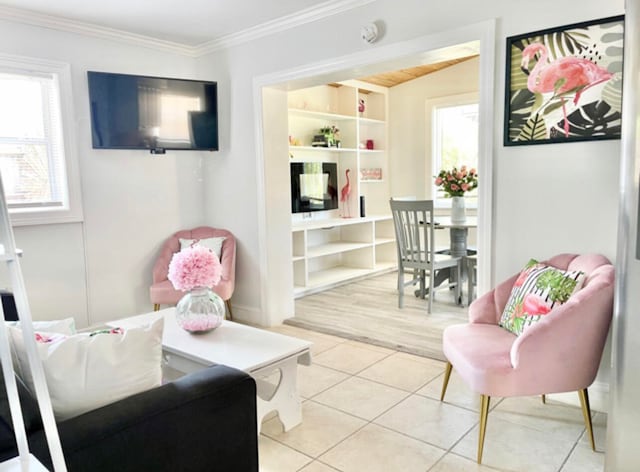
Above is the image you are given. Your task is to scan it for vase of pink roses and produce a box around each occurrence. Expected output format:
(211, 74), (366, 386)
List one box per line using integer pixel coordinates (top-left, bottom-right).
(435, 166), (478, 224)
(168, 244), (225, 334)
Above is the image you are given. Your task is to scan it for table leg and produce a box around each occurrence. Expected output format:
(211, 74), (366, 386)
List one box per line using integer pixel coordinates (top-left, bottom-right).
(254, 356), (302, 433)
(418, 228), (469, 298)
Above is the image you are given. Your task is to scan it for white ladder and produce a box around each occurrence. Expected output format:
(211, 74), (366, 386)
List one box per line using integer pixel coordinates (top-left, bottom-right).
(0, 174), (66, 471)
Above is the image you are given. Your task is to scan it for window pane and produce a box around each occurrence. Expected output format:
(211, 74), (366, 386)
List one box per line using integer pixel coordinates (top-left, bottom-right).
(433, 102), (479, 205)
(0, 143), (53, 205)
(0, 75), (46, 139)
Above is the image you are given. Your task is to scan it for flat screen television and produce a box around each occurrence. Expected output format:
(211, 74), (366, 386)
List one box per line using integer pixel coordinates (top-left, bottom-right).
(291, 162), (339, 213)
(87, 71), (218, 152)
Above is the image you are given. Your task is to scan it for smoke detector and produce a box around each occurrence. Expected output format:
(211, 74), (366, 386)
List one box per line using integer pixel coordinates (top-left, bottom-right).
(360, 23), (379, 44)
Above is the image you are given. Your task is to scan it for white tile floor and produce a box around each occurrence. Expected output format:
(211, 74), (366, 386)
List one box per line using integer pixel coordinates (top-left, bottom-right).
(261, 325), (606, 472)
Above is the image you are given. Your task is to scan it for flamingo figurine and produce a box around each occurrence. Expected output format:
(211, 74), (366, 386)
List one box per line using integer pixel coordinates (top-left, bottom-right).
(520, 42), (613, 137)
(340, 168), (351, 218)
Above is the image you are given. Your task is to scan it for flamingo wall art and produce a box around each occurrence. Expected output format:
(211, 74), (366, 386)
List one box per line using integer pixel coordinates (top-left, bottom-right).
(504, 15), (624, 146)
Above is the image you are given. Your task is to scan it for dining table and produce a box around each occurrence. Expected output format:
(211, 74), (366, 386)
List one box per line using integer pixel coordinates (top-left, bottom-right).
(422, 215), (478, 298)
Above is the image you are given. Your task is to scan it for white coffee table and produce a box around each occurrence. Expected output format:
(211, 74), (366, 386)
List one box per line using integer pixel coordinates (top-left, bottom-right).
(108, 308), (312, 433)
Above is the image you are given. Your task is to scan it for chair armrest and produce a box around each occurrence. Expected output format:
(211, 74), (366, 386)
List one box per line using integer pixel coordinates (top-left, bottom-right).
(31, 365), (258, 472)
(152, 242), (177, 284)
(219, 234), (236, 293)
(510, 273), (614, 392)
(468, 273), (518, 325)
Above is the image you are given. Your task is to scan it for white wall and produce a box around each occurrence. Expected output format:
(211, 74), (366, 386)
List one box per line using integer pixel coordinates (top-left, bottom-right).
(198, 0), (623, 326)
(0, 20), (208, 326)
(389, 57), (480, 201)
(0, 0), (624, 333)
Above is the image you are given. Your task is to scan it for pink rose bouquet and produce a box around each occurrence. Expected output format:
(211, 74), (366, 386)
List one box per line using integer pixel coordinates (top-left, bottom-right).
(434, 166), (478, 197)
(168, 245), (222, 292)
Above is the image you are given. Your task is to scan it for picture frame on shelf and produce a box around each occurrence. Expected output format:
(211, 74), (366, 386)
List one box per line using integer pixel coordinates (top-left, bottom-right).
(504, 15), (624, 146)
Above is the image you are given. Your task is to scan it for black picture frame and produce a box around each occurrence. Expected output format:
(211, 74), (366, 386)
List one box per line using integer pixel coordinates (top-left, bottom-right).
(504, 15), (624, 146)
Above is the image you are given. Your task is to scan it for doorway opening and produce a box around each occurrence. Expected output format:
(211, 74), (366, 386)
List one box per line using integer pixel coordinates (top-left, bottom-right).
(253, 21), (496, 330)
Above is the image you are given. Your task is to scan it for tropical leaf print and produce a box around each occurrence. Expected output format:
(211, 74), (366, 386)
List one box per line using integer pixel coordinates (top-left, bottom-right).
(550, 100), (621, 138)
(535, 269), (580, 303)
(515, 112), (547, 141)
(500, 260), (585, 335)
(602, 75), (623, 114)
(508, 89), (536, 140)
(541, 30), (591, 62)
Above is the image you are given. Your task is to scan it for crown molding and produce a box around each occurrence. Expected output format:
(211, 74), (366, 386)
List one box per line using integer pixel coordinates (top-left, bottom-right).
(0, 5), (197, 56)
(0, 0), (376, 58)
(193, 0), (377, 56)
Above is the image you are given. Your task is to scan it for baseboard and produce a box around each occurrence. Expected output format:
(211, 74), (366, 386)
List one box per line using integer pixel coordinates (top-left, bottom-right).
(547, 381), (609, 413)
(229, 303), (268, 327)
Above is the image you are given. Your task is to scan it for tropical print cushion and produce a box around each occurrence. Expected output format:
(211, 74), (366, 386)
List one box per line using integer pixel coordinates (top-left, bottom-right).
(499, 259), (585, 335)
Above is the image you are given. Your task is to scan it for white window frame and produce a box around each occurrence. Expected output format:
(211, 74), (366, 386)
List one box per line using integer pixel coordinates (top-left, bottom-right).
(426, 92), (479, 209)
(0, 53), (83, 226)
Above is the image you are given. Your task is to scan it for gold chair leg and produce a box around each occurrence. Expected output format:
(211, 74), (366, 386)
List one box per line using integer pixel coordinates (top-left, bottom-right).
(478, 394), (491, 464)
(440, 361), (453, 401)
(579, 388), (596, 451)
(541, 394), (546, 404)
(225, 299), (233, 321)
(153, 304), (160, 311)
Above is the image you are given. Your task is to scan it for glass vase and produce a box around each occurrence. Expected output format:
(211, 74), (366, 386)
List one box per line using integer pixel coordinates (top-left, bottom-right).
(451, 196), (466, 224)
(176, 287), (224, 334)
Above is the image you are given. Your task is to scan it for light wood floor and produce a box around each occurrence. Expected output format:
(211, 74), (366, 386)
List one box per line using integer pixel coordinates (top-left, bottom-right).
(286, 271), (469, 361)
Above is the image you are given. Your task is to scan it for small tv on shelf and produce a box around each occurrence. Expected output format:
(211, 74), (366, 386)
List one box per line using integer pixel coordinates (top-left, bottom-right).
(87, 71), (218, 153)
(291, 162), (339, 213)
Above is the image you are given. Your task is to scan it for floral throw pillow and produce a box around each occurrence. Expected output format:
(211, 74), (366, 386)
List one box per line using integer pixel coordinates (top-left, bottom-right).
(499, 259), (585, 336)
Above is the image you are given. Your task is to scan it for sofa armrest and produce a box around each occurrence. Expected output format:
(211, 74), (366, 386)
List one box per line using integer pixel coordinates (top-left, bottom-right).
(31, 365), (258, 472)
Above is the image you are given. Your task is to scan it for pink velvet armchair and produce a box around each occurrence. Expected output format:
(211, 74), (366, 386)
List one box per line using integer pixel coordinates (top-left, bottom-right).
(149, 227), (236, 319)
(440, 253), (614, 464)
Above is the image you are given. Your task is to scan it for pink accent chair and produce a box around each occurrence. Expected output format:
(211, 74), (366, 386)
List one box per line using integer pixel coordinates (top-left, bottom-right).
(149, 227), (236, 320)
(440, 253), (614, 464)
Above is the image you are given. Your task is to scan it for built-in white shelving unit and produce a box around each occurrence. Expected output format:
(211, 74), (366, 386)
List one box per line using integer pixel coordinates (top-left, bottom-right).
(287, 80), (394, 297)
(291, 216), (396, 297)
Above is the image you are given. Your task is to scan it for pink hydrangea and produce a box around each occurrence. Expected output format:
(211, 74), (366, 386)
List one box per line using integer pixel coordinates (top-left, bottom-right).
(168, 245), (222, 292)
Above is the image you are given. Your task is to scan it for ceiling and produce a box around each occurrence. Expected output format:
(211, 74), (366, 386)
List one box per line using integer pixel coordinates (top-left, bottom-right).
(0, 0), (476, 86)
(357, 56), (478, 88)
(0, 0), (366, 46)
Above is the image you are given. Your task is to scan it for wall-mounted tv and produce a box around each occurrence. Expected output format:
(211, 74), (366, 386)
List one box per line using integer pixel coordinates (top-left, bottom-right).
(87, 71), (218, 153)
(291, 162), (339, 213)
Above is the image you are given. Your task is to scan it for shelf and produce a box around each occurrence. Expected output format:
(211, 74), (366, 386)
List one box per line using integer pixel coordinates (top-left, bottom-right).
(374, 261), (397, 271)
(308, 266), (373, 288)
(288, 108), (356, 122)
(359, 117), (385, 125)
(375, 237), (395, 245)
(360, 179), (385, 183)
(289, 145), (357, 153)
(292, 255), (305, 262)
(358, 149), (385, 154)
(307, 241), (371, 259)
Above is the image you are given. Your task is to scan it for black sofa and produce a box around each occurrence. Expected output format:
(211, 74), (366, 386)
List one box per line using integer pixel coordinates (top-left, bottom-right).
(0, 364), (259, 471)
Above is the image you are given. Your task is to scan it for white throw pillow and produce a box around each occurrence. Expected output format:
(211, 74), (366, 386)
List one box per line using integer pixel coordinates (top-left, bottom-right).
(6, 318), (76, 379)
(9, 317), (164, 420)
(179, 236), (225, 259)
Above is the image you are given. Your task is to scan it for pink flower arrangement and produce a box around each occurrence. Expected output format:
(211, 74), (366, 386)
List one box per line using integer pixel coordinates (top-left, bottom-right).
(434, 166), (478, 197)
(168, 245), (222, 292)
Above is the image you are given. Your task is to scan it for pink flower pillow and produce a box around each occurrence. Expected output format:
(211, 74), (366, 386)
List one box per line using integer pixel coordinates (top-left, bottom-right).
(499, 259), (585, 336)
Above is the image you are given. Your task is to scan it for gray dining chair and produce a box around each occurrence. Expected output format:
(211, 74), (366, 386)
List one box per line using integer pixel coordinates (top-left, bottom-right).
(390, 199), (462, 313)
